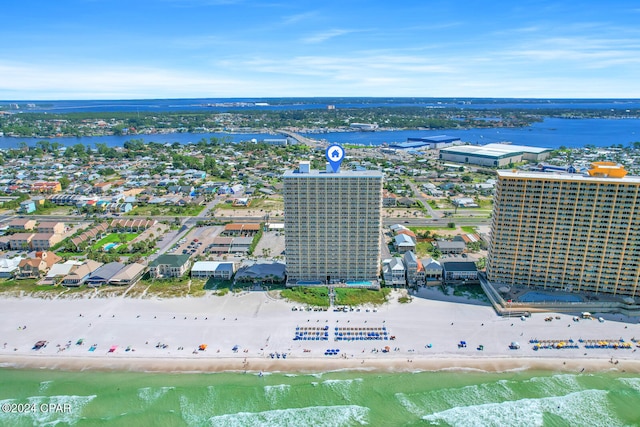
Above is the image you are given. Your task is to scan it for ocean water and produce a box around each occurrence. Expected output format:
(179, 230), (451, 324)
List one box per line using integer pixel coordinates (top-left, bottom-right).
(1, 117), (639, 150)
(1, 368), (639, 426)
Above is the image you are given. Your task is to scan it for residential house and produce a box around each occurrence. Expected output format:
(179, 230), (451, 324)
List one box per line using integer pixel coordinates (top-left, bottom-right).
(93, 182), (112, 193)
(393, 233), (416, 253)
(110, 218), (156, 231)
(85, 262), (126, 287)
(17, 258), (48, 279)
(107, 202), (133, 213)
(19, 200), (36, 214)
(0, 257), (24, 278)
(70, 223), (109, 250)
(7, 218), (37, 230)
(40, 260), (83, 285)
(17, 251), (61, 279)
(30, 181), (61, 193)
(234, 261), (286, 284)
(61, 260), (104, 286)
(148, 254), (191, 278)
(442, 261), (478, 282)
(421, 257), (443, 281)
(434, 240), (466, 254)
(382, 190), (397, 207)
(403, 251), (423, 286)
(9, 233), (35, 250)
(108, 263), (146, 286)
(29, 233), (63, 251)
(37, 222), (66, 234)
(382, 258), (406, 286)
(453, 233), (484, 248)
(190, 261), (236, 280)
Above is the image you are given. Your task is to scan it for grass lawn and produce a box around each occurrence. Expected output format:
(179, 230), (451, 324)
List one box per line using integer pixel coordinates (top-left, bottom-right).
(415, 241), (433, 257)
(216, 197), (284, 211)
(91, 233), (139, 250)
(460, 226), (477, 233)
(451, 284), (489, 302)
(334, 288), (391, 306)
(204, 278), (233, 295)
(452, 209), (492, 216)
(126, 204), (205, 217)
(0, 279), (92, 297)
(27, 206), (73, 216)
(281, 287), (329, 307)
(409, 226), (449, 232)
(476, 199), (493, 209)
(131, 277), (207, 298)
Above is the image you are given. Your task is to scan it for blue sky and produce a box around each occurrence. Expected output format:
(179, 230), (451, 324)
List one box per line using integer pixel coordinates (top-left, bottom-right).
(2, 0), (640, 99)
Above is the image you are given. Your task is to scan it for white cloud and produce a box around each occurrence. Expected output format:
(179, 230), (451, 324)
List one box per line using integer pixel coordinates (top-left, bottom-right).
(302, 29), (356, 44)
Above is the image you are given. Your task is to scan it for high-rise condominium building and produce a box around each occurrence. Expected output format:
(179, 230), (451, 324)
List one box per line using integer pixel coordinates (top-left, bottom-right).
(487, 162), (640, 297)
(283, 162), (383, 285)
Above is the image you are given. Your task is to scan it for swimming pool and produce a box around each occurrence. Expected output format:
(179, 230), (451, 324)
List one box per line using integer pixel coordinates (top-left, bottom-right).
(518, 291), (583, 303)
(345, 281), (373, 287)
(296, 281), (323, 286)
(104, 243), (119, 251)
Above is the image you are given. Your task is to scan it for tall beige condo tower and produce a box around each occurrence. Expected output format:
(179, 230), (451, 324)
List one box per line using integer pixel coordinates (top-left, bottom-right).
(283, 161), (383, 285)
(487, 163), (640, 297)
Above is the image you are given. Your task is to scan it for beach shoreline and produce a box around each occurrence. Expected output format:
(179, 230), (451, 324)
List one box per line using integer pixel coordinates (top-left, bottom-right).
(1, 288), (639, 375)
(1, 354), (638, 375)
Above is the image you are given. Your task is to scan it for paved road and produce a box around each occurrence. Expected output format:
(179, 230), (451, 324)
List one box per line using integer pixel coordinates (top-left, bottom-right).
(405, 180), (441, 219)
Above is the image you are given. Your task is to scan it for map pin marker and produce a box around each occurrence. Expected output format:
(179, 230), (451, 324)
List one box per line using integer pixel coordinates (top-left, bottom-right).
(326, 144), (345, 173)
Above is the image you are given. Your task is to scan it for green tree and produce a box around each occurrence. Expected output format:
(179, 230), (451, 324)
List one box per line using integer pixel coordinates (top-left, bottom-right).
(59, 176), (71, 190)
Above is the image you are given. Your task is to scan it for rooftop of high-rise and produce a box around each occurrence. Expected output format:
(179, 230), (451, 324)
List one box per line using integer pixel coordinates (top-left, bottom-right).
(498, 163), (640, 183)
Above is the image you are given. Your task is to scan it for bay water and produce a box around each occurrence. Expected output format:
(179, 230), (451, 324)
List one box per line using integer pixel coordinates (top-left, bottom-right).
(1, 368), (639, 426)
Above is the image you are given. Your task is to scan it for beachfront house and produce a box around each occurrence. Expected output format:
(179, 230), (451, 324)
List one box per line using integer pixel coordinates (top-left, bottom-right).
(17, 251), (61, 279)
(190, 261), (236, 280)
(421, 257), (443, 282)
(234, 261), (286, 285)
(403, 251), (423, 286)
(148, 254), (191, 278)
(382, 258), (406, 286)
(442, 261), (478, 283)
(108, 263), (146, 286)
(61, 260), (104, 286)
(85, 262), (126, 287)
(0, 257), (25, 278)
(40, 260), (84, 285)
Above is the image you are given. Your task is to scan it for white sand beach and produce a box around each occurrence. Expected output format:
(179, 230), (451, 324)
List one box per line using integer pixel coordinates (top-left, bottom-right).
(1, 288), (639, 374)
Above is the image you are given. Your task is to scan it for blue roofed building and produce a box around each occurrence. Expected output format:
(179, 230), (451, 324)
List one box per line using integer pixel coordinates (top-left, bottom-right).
(390, 135), (461, 150)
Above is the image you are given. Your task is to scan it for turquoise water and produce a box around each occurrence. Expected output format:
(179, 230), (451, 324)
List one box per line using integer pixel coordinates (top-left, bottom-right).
(103, 243), (118, 252)
(1, 368), (640, 426)
(345, 281), (373, 287)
